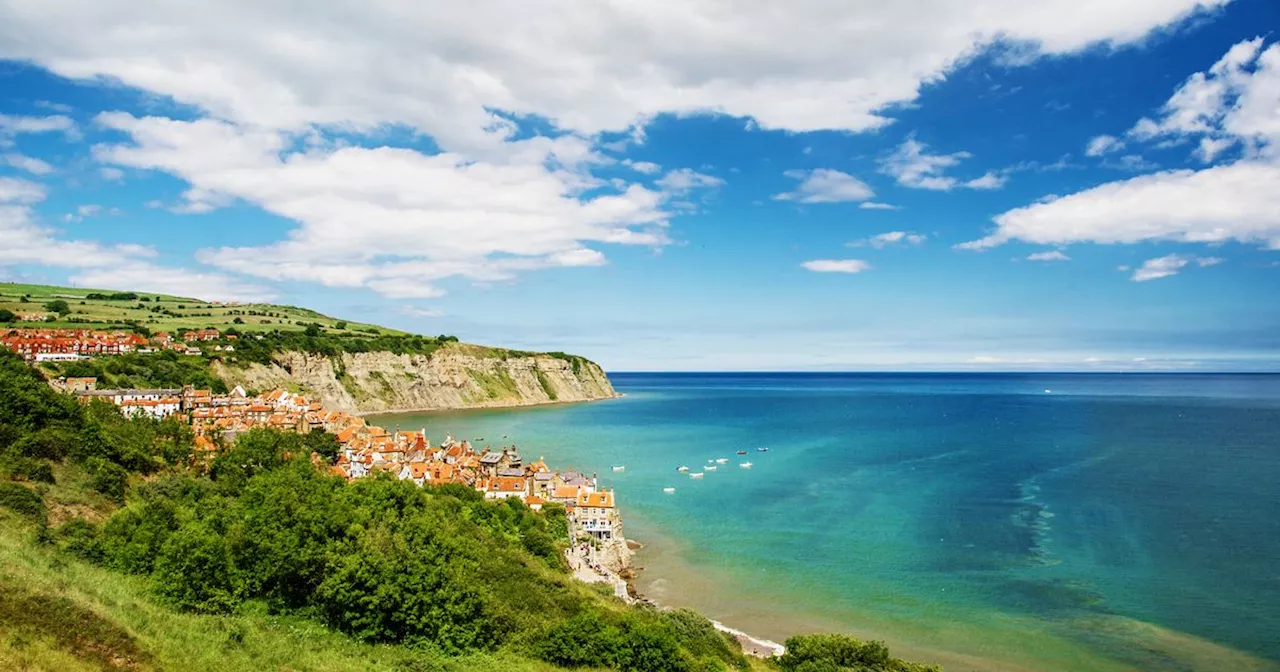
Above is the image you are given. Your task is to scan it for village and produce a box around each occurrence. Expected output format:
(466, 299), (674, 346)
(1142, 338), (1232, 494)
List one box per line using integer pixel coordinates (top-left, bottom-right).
(0, 327), (230, 361)
(2, 325), (635, 596)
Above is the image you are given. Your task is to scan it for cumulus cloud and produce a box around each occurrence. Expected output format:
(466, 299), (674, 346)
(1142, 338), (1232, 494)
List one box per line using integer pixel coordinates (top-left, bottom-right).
(0, 114), (77, 139)
(849, 231), (926, 248)
(801, 259), (872, 273)
(655, 168), (724, 193)
(961, 159), (1280, 250)
(1130, 253), (1224, 281)
(1126, 37), (1279, 162)
(2, 153), (55, 175)
(880, 138), (1004, 191)
(964, 39), (1280, 255)
(0, 1), (1225, 145)
(0, 174), (271, 301)
(1085, 134), (1125, 157)
(858, 202), (900, 210)
(0, 0), (1234, 295)
(774, 169), (874, 203)
(624, 160), (662, 175)
(88, 114), (680, 297)
(0, 177), (47, 204)
(99, 166), (125, 181)
(1026, 250), (1070, 261)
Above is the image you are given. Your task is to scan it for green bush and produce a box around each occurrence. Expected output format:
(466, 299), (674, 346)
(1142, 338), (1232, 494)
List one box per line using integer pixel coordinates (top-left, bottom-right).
(153, 522), (238, 613)
(777, 633), (941, 672)
(0, 482), (45, 518)
(86, 456), (129, 502)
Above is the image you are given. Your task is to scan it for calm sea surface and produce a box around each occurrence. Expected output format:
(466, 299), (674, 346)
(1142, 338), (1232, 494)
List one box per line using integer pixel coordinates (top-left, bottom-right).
(371, 373), (1280, 671)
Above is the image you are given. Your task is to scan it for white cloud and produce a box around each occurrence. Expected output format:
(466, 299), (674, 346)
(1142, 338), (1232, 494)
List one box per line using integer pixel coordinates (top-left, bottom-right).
(961, 161), (1280, 250)
(0, 173), (271, 301)
(849, 231), (926, 248)
(801, 259), (872, 273)
(89, 114), (682, 297)
(1126, 38), (1280, 162)
(2, 153), (55, 175)
(858, 201), (900, 210)
(880, 138), (1003, 191)
(99, 166), (125, 181)
(0, 177), (47, 204)
(399, 306), (444, 319)
(0, 114), (77, 139)
(1085, 134), (1125, 157)
(1131, 254), (1190, 281)
(63, 204), (109, 223)
(1026, 250), (1070, 261)
(1130, 253), (1223, 282)
(964, 171), (1007, 190)
(0, 1), (1225, 146)
(965, 40), (1280, 254)
(655, 168), (724, 193)
(775, 169), (873, 203)
(70, 263), (275, 302)
(624, 160), (662, 175)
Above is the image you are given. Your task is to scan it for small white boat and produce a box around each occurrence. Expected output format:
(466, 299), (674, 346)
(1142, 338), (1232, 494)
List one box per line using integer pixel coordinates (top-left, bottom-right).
(1044, 389), (1052, 394)
(677, 465), (690, 472)
(690, 472), (704, 479)
(612, 465), (626, 472)
(705, 465), (718, 471)
(663, 487), (676, 494)
(739, 462), (753, 469)
(715, 458), (729, 464)
(757, 446), (769, 452)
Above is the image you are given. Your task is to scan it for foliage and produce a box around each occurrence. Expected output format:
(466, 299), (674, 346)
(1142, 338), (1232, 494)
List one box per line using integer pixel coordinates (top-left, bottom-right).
(776, 634), (941, 672)
(0, 308), (14, 323)
(51, 350), (228, 392)
(44, 299), (71, 315)
(0, 482), (45, 519)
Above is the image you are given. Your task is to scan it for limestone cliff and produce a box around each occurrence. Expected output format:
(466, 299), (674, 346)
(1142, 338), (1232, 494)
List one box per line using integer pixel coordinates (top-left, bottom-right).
(210, 345), (618, 414)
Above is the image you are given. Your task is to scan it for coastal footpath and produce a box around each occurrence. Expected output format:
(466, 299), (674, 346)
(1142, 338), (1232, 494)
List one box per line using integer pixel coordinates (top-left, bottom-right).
(211, 346), (618, 414)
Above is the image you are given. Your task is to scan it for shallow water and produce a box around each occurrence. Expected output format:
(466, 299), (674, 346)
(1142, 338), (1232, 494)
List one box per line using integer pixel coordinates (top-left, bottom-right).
(371, 373), (1280, 671)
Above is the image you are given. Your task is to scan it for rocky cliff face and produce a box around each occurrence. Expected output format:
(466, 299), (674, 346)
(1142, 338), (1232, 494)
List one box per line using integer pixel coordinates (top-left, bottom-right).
(211, 347), (618, 414)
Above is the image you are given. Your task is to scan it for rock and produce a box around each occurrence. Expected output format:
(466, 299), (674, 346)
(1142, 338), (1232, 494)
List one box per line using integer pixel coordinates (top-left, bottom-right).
(211, 346), (618, 414)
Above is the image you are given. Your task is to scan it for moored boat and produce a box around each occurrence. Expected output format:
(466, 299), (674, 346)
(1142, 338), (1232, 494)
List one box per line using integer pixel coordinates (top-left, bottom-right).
(663, 487), (676, 493)
(677, 465), (690, 472)
(612, 465), (626, 472)
(690, 472), (704, 479)
(739, 461), (753, 468)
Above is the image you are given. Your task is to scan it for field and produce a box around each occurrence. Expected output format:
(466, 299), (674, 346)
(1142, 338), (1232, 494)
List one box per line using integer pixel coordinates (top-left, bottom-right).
(0, 282), (405, 336)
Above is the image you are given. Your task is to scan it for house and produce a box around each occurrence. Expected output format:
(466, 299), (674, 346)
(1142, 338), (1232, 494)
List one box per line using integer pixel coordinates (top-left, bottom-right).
(484, 476), (529, 500)
(571, 490), (619, 540)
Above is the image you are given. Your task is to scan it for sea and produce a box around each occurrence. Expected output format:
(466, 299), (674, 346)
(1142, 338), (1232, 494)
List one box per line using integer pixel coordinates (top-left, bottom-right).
(370, 372), (1280, 672)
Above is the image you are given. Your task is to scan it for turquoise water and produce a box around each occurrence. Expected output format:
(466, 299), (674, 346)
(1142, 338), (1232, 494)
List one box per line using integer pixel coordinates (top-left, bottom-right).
(371, 373), (1280, 671)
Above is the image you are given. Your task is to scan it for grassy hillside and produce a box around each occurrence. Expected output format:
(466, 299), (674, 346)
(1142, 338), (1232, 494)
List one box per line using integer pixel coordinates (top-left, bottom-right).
(0, 512), (578, 672)
(0, 282), (403, 336)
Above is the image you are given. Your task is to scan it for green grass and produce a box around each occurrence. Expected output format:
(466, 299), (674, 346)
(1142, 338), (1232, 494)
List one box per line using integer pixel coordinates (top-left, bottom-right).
(0, 513), (582, 672)
(0, 282), (401, 337)
(535, 370), (558, 401)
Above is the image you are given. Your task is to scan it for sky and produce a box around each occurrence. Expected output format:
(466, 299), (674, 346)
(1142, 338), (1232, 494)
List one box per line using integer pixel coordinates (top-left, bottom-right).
(1, 0), (1278, 371)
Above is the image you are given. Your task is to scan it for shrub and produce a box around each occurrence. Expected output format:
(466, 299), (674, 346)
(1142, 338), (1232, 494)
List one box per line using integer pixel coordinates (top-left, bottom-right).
(86, 456), (129, 502)
(153, 522), (238, 613)
(0, 482), (45, 519)
(777, 633), (941, 672)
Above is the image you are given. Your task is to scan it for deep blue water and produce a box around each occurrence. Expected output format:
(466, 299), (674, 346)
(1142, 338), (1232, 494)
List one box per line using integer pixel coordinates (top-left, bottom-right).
(374, 373), (1280, 671)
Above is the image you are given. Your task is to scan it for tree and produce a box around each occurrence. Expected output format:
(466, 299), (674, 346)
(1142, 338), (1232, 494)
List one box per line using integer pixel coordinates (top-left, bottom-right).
(233, 317), (244, 324)
(304, 429), (341, 464)
(44, 299), (71, 316)
(334, 321), (347, 330)
(304, 323), (322, 337)
(0, 309), (15, 323)
(153, 522), (238, 613)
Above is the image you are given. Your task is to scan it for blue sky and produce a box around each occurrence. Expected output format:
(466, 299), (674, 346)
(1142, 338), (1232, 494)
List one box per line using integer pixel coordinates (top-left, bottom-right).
(1, 0), (1278, 371)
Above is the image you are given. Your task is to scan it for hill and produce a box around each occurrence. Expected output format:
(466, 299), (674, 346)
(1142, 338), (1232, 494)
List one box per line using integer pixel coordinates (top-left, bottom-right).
(0, 282), (404, 335)
(1, 282), (617, 413)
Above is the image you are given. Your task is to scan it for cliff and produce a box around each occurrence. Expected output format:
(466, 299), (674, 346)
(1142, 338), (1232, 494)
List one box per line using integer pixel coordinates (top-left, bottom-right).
(210, 344), (618, 414)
